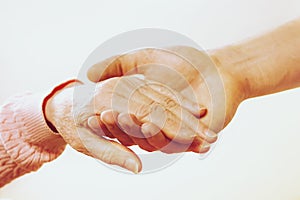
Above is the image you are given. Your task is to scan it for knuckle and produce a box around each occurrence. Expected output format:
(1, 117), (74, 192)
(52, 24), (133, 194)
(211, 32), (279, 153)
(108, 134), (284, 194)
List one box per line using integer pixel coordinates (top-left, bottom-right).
(163, 97), (178, 109)
(134, 101), (155, 119)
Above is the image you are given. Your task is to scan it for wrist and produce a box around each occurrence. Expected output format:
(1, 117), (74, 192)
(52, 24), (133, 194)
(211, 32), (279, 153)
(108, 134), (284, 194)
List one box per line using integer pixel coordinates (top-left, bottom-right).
(46, 87), (75, 131)
(44, 79), (82, 132)
(45, 84), (94, 155)
(208, 47), (251, 100)
(209, 18), (300, 98)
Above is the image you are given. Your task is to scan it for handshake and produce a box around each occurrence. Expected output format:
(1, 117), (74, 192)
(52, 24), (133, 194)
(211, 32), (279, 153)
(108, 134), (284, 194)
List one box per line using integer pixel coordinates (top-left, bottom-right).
(46, 46), (242, 173)
(44, 23), (300, 172)
(0, 19), (298, 188)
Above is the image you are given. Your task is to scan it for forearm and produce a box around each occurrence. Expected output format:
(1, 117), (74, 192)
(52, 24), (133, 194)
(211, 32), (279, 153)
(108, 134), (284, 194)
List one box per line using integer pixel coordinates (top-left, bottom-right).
(210, 18), (300, 98)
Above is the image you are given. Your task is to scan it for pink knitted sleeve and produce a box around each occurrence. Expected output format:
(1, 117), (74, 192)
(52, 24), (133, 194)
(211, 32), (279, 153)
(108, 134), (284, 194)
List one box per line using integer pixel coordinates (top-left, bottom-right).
(0, 92), (67, 187)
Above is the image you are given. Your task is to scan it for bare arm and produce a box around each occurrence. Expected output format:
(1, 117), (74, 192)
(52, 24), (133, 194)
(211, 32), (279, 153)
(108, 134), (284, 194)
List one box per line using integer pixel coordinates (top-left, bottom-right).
(210, 18), (300, 98)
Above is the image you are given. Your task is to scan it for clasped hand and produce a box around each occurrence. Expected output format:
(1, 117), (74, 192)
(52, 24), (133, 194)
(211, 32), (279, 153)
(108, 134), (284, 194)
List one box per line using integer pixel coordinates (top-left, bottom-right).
(48, 46), (243, 173)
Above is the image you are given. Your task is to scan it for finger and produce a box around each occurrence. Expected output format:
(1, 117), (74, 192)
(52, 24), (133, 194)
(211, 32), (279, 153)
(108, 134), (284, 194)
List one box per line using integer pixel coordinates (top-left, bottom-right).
(141, 122), (170, 151)
(87, 55), (122, 82)
(113, 76), (215, 144)
(100, 110), (135, 146)
(180, 97), (207, 118)
(130, 82), (207, 144)
(88, 115), (115, 138)
(117, 113), (143, 138)
(118, 113), (201, 153)
(77, 127), (142, 173)
(188, 136), (211, 154)
(193, 121), (218, 144)
(87, 49), (171, 83)
(148, 83), (207, 118)
(87, 51), (142, 82)
(141, 93), (217, 144)
(139, 102), (197, 144)
(141, 122), (210, 154)
(116, 113), (157, 152)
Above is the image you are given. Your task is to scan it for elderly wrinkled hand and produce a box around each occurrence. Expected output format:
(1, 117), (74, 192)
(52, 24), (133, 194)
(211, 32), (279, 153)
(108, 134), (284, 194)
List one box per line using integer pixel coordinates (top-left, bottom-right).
(46, 75), (216, 173)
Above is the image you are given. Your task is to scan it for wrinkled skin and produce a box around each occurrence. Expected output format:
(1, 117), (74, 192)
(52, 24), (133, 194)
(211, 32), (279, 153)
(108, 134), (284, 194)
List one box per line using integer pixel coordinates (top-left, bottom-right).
(87, 46), (246, 148)
(80, 76), (216, 153)
(47, 75), (216, 173)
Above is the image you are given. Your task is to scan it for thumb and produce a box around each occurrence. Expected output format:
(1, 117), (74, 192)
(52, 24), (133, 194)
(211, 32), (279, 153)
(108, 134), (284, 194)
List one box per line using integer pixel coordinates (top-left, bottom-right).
(77, 127), (142, 173)
(87, 50), (146, 83)
(87, 55), (123, 83)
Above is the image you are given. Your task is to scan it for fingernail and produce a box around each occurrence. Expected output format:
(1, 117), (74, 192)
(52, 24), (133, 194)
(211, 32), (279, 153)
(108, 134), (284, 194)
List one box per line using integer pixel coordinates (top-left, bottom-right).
(202, 141), (210, 149)
(125, 159), (139, 174)
(199, 108), (207, 117)
(198, 141), (210, 153)
(88, 116), (99, 129)
(101, 110), (119, 125)
(205, 129), (217, 138)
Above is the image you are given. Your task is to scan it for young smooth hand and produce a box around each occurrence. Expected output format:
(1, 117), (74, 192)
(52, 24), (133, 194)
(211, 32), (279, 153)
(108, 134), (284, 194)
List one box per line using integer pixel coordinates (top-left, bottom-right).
(87, 46), (245, 138)
(88, 18), (300, 145)
(49, 18), (300, 173)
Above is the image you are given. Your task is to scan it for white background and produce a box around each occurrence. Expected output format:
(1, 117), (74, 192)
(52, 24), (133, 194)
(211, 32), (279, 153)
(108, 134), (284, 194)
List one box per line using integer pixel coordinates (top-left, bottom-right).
(0, 0), (299, 199)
